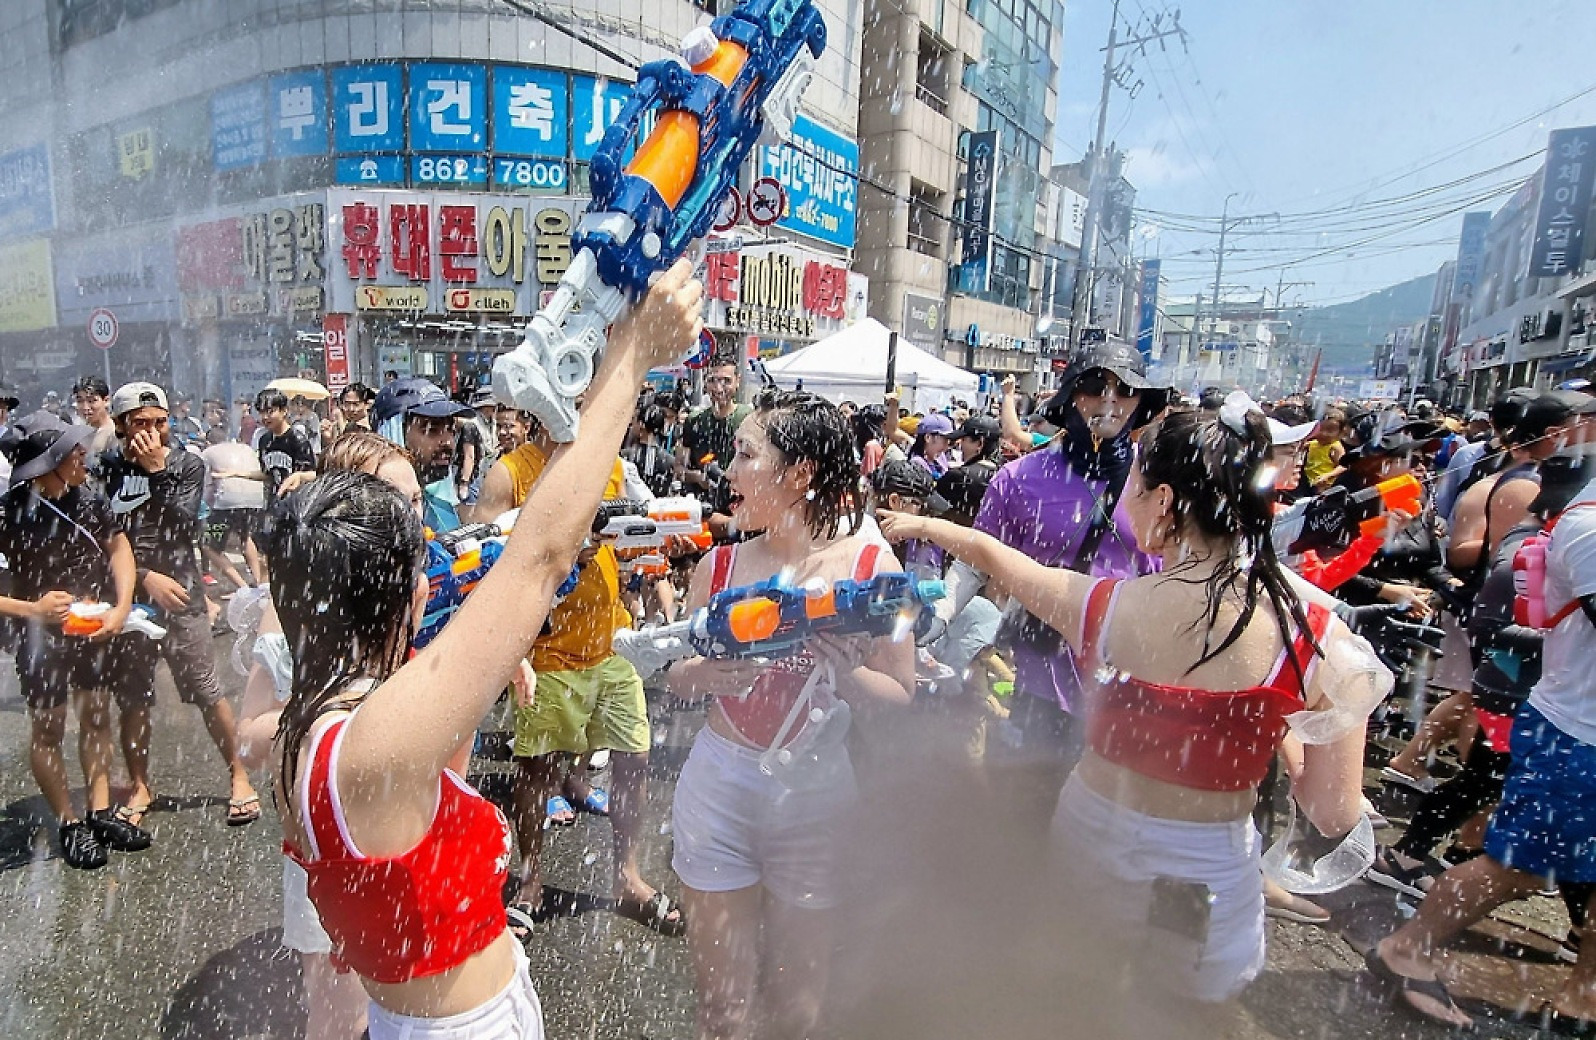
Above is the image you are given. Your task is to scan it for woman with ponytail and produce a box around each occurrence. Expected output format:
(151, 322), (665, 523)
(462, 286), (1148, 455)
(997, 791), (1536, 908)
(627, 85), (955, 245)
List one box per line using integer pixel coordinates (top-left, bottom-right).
(880, 391), (1391, 1003)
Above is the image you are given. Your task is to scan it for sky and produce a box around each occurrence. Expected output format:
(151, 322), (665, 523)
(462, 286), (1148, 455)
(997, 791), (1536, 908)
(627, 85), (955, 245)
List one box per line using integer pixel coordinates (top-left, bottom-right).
(1051, 0), (1596, 308)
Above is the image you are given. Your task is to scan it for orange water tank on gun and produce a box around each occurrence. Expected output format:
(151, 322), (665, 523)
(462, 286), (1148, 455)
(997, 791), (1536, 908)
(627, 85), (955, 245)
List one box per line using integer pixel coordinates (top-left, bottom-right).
(1355, 473), (1424, 537)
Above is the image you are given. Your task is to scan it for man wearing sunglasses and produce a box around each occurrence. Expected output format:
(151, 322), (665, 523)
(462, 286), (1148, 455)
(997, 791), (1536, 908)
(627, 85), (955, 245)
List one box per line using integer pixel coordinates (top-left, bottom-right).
(371, 378), (477, 534)
(929, 342), (1171, 849)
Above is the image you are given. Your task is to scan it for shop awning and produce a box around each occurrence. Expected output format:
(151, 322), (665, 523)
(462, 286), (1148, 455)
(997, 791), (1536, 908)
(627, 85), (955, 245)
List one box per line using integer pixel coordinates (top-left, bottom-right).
(1539, 351), (1594, 375)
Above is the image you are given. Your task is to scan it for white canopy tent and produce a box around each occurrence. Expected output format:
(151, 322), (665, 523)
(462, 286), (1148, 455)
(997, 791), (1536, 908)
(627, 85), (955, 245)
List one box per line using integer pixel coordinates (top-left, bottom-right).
(759, 318), (980, 413)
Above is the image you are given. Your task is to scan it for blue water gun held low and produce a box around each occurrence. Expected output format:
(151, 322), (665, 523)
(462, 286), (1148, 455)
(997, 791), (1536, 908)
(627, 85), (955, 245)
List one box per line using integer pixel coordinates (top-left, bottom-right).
(613, 572), (946, 677)
(493, 0), (827, 441)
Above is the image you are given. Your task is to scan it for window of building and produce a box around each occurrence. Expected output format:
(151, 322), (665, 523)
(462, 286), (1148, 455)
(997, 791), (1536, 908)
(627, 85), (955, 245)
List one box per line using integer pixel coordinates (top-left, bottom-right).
(917, 29), (952, 115)
(907, 181), (948, 259)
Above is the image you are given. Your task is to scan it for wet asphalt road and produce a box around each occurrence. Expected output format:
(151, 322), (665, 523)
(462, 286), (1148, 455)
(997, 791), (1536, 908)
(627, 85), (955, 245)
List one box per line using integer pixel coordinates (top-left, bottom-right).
(0, 630), (1583, 1039)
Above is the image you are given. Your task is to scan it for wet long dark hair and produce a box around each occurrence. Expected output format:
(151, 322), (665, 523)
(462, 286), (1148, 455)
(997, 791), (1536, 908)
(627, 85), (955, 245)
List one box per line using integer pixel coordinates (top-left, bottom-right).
(753, 388), (863, 540)
(1138, 407), (1317, 682)
(265, 470), (425, 789)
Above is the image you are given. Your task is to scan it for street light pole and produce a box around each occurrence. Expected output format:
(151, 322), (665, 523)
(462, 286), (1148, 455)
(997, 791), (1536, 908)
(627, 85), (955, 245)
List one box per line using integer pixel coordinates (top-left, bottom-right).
(1209, 191), (1238, 346)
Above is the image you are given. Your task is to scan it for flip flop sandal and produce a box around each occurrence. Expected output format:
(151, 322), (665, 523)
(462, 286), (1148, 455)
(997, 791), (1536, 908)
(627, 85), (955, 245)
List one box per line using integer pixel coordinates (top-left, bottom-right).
(574, 788), (610, 817)
(1542, 1008), (1596, 1037)
(1364, 946), (1475, 1031)
(613, 891), (687, 938)
(227, 795), (262, 827)
(545, 796), (577, 827)
(116, 799), (154, 829)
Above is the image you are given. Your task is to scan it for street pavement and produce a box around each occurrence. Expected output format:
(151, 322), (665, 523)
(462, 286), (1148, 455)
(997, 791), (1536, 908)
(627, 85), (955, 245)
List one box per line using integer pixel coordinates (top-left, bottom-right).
(0, 632), (1583, 1039)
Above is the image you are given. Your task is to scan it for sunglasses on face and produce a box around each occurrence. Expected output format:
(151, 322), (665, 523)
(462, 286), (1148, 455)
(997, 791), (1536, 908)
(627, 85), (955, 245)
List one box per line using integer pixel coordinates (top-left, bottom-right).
(1074, 372), (1139, 399)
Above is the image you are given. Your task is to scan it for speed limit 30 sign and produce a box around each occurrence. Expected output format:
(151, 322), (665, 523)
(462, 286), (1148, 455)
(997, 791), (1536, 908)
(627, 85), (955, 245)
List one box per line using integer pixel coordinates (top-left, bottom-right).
(87, 307), (119, 350)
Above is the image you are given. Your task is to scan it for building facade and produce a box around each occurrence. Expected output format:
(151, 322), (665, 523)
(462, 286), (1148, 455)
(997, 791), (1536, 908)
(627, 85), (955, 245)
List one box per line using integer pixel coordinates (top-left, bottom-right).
(0, 0), (865, 409)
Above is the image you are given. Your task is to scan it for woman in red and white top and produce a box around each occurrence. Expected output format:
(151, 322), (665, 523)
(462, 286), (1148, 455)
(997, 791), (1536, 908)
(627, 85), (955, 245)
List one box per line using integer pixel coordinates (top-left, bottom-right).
(265, 262), (703, 1040)
(666, 389), (915, 1040)
(881, 394), (1391, 1004)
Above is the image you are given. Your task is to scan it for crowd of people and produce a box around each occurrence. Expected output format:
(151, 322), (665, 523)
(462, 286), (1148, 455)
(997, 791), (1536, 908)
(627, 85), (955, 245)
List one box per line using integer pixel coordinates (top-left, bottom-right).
(4, 267), (1596, 1037)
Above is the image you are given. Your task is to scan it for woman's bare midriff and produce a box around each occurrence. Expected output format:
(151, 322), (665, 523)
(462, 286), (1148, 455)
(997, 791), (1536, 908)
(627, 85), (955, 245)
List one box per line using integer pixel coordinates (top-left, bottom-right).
(1076, 750), (1257, 824)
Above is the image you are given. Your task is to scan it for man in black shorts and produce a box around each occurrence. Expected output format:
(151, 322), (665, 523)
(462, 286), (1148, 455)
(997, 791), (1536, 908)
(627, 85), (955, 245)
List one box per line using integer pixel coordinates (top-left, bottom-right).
(0, 413), (150, 868)
(99, 382), (260, 829)
(199, 426), (266, 589)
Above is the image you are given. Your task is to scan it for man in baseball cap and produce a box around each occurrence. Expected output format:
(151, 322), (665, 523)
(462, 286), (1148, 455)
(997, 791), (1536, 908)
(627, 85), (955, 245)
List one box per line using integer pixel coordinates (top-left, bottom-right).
(0, 410), (150, 868)
(373, 377), (474, 532)
(100, 381), (260, 830)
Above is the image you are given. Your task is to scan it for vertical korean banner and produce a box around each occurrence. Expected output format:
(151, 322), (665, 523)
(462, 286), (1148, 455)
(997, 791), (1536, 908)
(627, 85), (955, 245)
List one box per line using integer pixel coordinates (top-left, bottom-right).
(1451, 211), (1490, 302)
(323, 313), (351, 393)
(1136, 259), (1160, 360)
(960, 131), (999, 293)
(1528, 125), (1596, 278)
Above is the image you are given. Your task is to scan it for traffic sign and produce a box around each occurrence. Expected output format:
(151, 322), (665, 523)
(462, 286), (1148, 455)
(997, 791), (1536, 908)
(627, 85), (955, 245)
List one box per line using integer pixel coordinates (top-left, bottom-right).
(747, 177), (785, 227)
(713, 187), (742, 233)
(87, 308), (119, 350)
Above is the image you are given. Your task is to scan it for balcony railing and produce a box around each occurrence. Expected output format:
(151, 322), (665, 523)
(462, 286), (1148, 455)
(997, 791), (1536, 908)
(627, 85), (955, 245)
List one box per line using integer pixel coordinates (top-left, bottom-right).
(915, 82), (950, 115)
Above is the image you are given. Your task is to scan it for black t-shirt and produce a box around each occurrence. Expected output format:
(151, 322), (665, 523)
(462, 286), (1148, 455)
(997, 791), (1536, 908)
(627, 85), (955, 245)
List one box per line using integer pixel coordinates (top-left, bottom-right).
(99, 446), (208, 612)
(455, 418), (486, 482)
(623, 442), (675, 497)
(257, 428), (317, 500)
(935, 458), (998, 527)
(0, 483), (121, 603)
(682, 404), (749, 513)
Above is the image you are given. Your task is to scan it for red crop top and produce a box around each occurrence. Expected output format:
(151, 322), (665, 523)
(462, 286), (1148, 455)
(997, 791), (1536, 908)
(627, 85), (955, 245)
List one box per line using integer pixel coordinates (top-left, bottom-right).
(283, 714), (513, 984)
(1079, 578), (1332, 792)
(709, 541), (882, 748)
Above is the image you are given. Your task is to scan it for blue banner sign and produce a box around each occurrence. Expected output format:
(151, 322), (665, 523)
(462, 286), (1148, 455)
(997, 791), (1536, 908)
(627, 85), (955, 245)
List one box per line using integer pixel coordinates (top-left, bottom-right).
(212, 80), (267, 171)
(571, 75), (631, 162)
(0, 143), (56, 240)
(1136, 259), (1160, 359)
(336, 155), (406, 187)
(409, 63), (487, 152)
(269, 70), (329, 157)
(491, 158), (569, 192)
(1529, 125), (1596, 278)
(332, 64), (405, 153)
(1451, 211), (1490, 302)
(759, 114), (857, 249)
(492, 66), (569, 159)
(960, 130), (1000, 293)
(411, 154), (489, 188)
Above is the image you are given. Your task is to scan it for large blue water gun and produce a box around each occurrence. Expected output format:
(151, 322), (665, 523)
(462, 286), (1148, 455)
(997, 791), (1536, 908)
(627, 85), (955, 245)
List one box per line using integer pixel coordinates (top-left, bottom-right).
(414, 514), (581, 649)
(613, 572), (946, 677)
(493, 0), (827, 441)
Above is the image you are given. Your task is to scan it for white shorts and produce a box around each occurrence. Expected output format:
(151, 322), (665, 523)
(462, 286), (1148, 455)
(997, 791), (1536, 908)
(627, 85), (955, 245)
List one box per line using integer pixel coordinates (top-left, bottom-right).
(368, 944), (545, 1040)
(281, 857), (333, 955)
(1050, 775), (1265, 1003)
(671, 725), (856, 909)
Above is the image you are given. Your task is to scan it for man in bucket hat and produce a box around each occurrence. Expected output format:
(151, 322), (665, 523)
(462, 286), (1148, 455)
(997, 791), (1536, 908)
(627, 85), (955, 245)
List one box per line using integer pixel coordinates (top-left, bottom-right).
(927, 341), (1171, 854)
(0, 412), (151, 869)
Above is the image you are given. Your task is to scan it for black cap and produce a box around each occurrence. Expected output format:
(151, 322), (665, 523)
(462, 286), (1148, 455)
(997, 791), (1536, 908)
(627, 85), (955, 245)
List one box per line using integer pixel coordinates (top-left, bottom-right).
(0, 386), (19, 410)
(871, 459), (951, 514)
(1198, 386), (1227, 411)
(952, 414), (1000, 444)
(1507, 392), (1577, 447)
(1346, 408), (1445, 460)
(372, 378), (474, 424)
(1040, 342), (1171, 430)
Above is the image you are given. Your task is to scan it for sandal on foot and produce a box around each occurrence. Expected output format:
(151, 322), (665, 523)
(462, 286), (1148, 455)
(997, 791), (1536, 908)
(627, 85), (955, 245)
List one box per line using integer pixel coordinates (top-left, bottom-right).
(1364, 847), (1433, 899)
(116, 798), (154, 829)
(573, 787), (610, 817)
(89, 808), (152, 852)
(1364, 946), (1474, 1031)
(545, 796), (577, 827)
(227, 795), (262, 827)
(613, 891), (687, 938)
(1265, 892), (1331, 925)
(506, 902), (541, 945)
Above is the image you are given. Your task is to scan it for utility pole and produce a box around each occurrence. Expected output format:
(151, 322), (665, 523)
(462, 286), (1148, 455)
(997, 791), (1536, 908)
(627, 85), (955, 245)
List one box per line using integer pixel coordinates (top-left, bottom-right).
(1069, 2), (1187, 354)
(1209, 191), (1238, 348)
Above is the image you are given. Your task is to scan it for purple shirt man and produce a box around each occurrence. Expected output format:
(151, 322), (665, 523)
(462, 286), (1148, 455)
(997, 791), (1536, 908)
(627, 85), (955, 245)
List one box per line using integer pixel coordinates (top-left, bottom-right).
(975, 445), (1159, 714)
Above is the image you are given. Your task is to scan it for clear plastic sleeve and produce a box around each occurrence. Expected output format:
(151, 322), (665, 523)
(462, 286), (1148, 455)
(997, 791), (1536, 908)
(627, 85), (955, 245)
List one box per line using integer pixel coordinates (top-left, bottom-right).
(1284, 628), (1393, 744)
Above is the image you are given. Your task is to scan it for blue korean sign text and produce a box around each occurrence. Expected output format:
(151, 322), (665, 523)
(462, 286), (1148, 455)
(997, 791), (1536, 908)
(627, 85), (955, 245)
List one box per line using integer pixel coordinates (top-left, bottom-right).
(1136, 259), (1160, 360)
(332, 64), (405, 153)
(409, 63), (486, 152)
(336, 156), (406, 186)
(1528, 125), (1596, 278)
(493, 67), (569, 159)
(759, 114), (858, 249)
(571, 75), (631, 162)
(212, 80), (267, 171)
(270, 70), (329, 157)
(0, 143), (56, 240)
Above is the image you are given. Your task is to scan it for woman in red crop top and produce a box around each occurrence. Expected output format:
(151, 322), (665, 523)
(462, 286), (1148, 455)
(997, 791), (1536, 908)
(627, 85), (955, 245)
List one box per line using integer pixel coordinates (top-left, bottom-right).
(666, 389), (915, 1040)
(265, 262), (704, 1040)
(881, 394), (1391, 1004)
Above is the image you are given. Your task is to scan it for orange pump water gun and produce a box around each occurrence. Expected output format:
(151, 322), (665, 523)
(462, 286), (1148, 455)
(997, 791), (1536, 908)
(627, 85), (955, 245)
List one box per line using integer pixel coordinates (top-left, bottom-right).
(1355, 474), (1423, 537)
(493, 0), (827, 441)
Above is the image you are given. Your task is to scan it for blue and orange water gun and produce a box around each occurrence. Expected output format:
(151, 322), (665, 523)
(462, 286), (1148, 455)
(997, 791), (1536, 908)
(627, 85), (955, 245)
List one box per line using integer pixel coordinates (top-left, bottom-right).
(613, 572), (945, 677)
(414, 513), (581, 649)
(493, 0), (827, 440)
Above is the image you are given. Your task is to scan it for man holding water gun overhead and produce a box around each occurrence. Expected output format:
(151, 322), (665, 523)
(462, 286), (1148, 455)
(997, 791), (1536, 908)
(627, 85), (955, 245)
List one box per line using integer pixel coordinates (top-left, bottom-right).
(0, 411), (150, 869)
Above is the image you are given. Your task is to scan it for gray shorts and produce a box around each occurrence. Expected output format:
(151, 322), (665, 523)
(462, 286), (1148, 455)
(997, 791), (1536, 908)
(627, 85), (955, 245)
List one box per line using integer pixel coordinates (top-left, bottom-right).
(110, 610), (223, 710)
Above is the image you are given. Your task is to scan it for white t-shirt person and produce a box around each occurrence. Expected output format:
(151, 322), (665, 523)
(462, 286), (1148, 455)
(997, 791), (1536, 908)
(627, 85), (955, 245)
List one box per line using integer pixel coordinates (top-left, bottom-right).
(1530, 484), (1596, 746)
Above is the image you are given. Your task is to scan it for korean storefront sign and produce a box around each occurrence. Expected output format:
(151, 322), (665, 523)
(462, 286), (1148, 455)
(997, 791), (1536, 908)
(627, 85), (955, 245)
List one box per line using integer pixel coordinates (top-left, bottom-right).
(175, 198), (326, 322)
(54, 229), (180, 324)
(0, 143), (56, 241)
(699, 242), (855, 342)
(758, 114), (858, 250)
(960, 131), (999, 292)
(1529, 126), (1596, 278)
(0, 238), (57, 333)
(327, 189), (584, 314)
(323, 313), (351, 392)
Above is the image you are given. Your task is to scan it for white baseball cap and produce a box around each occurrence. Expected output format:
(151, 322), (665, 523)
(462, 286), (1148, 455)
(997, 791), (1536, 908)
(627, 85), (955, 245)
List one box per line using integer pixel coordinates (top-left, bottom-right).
(109, 381), (169, 418)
